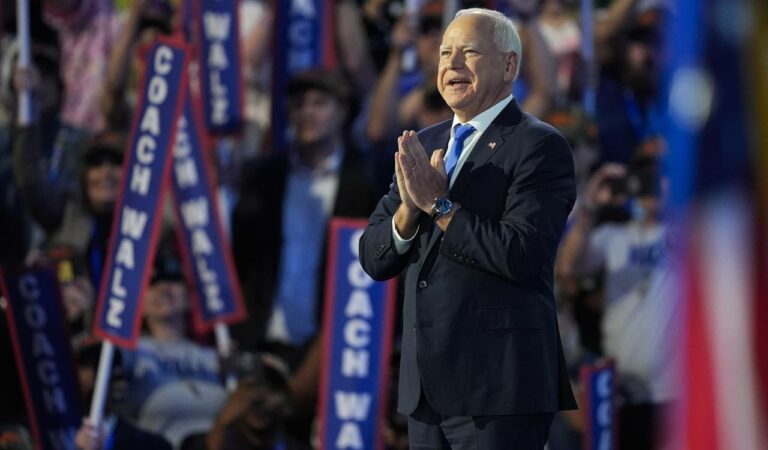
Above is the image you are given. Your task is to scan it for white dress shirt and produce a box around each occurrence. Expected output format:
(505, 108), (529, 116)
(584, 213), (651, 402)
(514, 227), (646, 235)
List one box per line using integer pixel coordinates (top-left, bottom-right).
(391, 92), (516, 254)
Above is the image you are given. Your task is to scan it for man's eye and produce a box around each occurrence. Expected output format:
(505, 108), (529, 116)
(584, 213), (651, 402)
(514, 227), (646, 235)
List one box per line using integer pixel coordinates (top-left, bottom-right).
(440, 51), (451, 57)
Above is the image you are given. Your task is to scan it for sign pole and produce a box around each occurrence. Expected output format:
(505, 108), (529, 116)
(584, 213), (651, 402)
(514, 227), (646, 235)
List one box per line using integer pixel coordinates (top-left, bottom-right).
(16, 0), (33, 125)
(581, 0), (597, 116)
(88, 341), (115, 428)
(214, 322), (237, 391)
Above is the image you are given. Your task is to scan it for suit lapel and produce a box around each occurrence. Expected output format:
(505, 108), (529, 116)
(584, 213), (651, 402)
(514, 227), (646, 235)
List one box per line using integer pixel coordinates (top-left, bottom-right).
(451, 100), (523, 199)
(449, 125), (506, 199)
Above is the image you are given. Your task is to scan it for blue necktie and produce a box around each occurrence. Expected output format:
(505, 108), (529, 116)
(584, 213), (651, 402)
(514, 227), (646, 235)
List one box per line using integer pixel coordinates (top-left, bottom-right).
(445, 123), (476, 180)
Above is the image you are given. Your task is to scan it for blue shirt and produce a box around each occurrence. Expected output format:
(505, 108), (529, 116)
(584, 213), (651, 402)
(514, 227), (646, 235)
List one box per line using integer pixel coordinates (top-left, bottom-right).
(266, 148), (343, 345)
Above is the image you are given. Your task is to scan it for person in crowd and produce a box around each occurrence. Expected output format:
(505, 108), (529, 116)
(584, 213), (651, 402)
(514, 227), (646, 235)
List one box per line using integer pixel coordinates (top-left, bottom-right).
(205, 353), (292, 450)
(13, 122), (123, 289)
(556, 159), (678, 450)
(231, 68), (386, 446)
(41, 0), (121, 133)
(101, 0), (174, 132)
(536, 0), (582, 107)
(359, 8), (577, 448)
(113, 237), (228, 449)
(335, 0), (379, 98)
(40, 0), (126, 178)
(595, 8), (664, 163)
(500, 0), (559, 117)
(0, 43), (63, 266)
(365, 2), (444, 146)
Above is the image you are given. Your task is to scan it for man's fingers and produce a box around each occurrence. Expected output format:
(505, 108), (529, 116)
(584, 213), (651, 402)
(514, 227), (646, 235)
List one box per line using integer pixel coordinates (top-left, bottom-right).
(405, 131), (431, 170)
(398, 135), (416, 170)
(396, 153), (414, 195)
(430, 149), (444, 168)
(400, 130), (427, 171)
(395, 153), (405, 186)
(399, 152), (415, 181)
(431, 149), (447, 177)
(597, 163), (626, 180)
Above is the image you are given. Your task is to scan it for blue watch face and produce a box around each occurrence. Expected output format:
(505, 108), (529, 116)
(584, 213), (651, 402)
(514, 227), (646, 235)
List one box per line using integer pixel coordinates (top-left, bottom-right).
(434, 197), (453, 216)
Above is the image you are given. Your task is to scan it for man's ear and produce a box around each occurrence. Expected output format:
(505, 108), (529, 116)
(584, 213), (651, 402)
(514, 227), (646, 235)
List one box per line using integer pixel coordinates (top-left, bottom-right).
(504, 52), (518, 81)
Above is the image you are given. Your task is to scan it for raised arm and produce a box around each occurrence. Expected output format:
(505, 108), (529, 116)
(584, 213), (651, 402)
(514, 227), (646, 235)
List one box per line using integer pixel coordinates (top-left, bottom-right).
(12, 65), (67, 232)
(359, 148), (418, 281)
(556, 163), (626, 284)
(365, 15), (414, 144)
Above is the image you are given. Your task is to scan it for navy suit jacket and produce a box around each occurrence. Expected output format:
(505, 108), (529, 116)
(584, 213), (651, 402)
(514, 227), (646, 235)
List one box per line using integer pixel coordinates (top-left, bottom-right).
(359, 100), (578, 416)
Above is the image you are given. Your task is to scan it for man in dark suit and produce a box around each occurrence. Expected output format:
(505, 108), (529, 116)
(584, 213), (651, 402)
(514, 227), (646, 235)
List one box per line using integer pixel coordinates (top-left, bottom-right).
(359, 8), (578, 449)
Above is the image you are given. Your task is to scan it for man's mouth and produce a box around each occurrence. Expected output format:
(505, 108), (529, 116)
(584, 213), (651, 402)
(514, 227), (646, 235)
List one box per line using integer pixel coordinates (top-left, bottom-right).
(447, 78), (470, 87)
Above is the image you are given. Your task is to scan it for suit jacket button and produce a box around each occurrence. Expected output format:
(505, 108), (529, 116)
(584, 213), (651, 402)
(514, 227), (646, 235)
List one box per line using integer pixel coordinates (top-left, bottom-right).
(418, 280), (428, 289)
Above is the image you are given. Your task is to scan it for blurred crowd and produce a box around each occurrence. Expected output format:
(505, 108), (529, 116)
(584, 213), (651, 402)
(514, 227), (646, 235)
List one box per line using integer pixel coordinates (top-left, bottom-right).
(0, 0), (676, 449)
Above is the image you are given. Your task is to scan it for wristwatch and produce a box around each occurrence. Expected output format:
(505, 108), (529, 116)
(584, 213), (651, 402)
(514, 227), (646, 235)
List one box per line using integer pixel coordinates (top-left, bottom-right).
(430, 197), (454, 219)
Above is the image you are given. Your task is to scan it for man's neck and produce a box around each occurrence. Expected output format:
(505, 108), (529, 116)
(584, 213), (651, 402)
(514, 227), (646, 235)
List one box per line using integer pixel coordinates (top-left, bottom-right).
(454, 87), (514, 123)
(147, 319), (185, 341)
(297, 137), (341, 170)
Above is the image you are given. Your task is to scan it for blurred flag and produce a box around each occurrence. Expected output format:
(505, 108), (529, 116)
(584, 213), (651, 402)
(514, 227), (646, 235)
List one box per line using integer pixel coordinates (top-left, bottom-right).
(666, 0), (768, 448)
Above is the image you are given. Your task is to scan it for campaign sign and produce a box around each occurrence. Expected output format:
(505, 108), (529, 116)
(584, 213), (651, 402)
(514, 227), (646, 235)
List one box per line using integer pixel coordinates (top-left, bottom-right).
(196, 0), (243, 135)
(271, 0), (336, 151)
(171, 88), (246, 328)
(581, 361), (617, 450)
(317, 218), (396, 450)
(93, 39), (189, 348)
(0, 267), (81, 450)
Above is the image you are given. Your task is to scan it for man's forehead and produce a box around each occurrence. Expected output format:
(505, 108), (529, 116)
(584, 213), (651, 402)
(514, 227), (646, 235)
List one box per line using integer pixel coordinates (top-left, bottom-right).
(441, 15), (494, 45)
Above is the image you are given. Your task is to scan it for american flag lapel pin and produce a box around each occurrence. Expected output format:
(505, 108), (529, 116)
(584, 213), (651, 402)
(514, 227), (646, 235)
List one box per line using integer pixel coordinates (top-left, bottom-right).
(488, 141), (497, 151)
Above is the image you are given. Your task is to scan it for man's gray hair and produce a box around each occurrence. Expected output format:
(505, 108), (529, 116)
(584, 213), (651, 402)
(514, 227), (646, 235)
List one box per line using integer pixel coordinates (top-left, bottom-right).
(455, 8), (522, 80)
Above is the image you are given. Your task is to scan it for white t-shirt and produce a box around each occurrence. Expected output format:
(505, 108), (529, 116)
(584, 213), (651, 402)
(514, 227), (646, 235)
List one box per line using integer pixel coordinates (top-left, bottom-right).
(586, 221), (680, 403)
(119, 337), (228, 449)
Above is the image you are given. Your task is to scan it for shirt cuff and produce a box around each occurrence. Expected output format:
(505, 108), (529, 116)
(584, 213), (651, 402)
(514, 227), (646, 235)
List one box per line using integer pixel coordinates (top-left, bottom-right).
(391, 217), (418, 255)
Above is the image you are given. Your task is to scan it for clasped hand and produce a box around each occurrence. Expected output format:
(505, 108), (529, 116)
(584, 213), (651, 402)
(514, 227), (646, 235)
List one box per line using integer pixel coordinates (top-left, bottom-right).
(395, 130), (448, 214)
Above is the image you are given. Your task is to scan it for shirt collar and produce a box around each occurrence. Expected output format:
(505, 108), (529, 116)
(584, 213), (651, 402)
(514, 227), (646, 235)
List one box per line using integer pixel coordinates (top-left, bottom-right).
(451, 92), (515, 137)
(290, 145), (344, 176)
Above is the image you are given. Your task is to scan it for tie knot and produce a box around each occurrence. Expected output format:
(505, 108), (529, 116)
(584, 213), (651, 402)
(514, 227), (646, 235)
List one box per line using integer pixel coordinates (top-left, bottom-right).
(453, 123), (475, 144)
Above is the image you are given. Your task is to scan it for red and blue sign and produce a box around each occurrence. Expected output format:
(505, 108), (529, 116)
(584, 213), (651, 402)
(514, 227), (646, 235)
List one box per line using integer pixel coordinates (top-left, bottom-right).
(0, 267), (82, 450)
(317, 218), (396, 450)
(93, 39), (189, 348)
(271, 0), (336, 151)
(581, 361), (617, 450)
(172, 87), (246, 328)
(196, 0), (244, 135)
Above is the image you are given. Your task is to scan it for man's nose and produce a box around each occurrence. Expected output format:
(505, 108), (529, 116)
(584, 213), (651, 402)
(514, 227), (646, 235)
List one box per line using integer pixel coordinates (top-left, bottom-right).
(446, 50), (465, 69)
